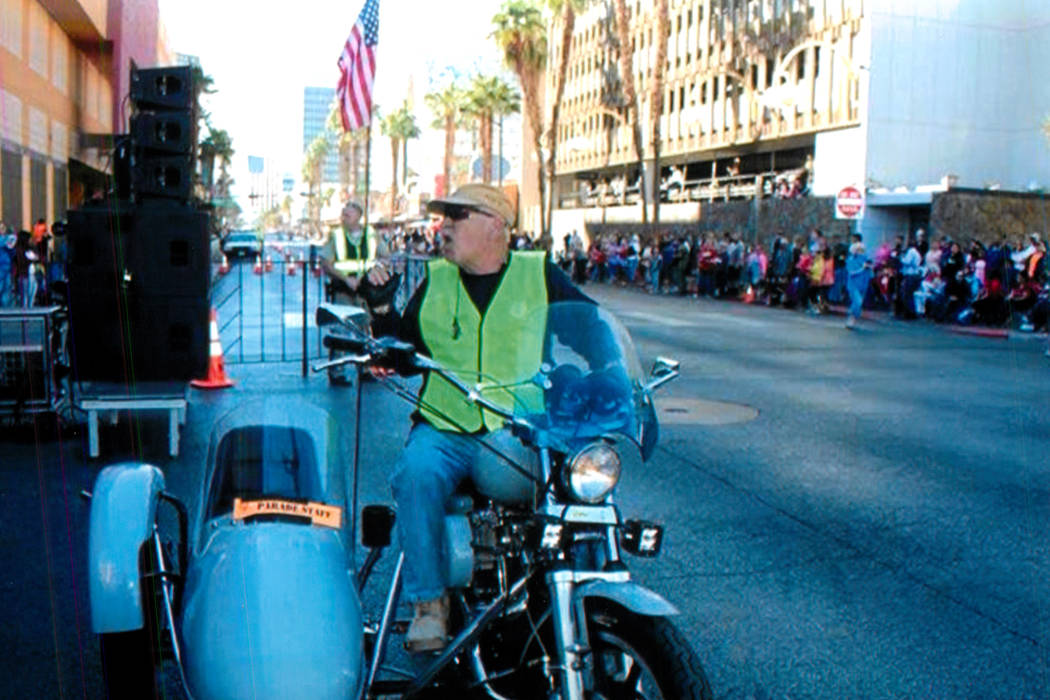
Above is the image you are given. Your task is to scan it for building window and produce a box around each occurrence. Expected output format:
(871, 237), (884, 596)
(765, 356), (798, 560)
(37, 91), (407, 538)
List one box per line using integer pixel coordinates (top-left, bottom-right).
(1, 90), (22, 146)
(51, 121), (67, 162)
(29, 107), (48, 155)
(2, 150), (23, 227)
(29, 3), (48, 77)
(1, 0), (22, 57)
(796, 50), (806, 81)
(52, 34), (69, 94)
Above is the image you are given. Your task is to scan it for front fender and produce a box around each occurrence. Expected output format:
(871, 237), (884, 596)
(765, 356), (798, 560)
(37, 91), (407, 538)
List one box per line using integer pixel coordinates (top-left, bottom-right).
(88, 462), (165, 633)
(573, 579), (679, 617)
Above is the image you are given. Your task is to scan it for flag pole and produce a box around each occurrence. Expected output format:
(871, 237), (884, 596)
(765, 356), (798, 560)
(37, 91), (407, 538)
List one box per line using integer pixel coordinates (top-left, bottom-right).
(363, 120), (372, 237)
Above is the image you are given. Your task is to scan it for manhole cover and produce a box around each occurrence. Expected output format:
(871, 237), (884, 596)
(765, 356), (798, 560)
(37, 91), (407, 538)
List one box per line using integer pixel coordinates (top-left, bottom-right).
(655, 397), (758, 425)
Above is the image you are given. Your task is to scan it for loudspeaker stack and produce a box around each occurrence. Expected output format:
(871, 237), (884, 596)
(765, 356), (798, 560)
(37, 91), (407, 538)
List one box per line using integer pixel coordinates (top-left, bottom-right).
(67, 65), (210, 383)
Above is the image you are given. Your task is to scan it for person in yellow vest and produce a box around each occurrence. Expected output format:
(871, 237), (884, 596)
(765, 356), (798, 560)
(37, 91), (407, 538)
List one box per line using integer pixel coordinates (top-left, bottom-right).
(362, 183), (592, 652)
(320, 201), (373, 293)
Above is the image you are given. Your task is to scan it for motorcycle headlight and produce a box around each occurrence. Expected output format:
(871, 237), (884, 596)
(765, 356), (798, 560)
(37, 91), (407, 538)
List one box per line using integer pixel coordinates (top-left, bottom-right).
(565, 442), (621, 504)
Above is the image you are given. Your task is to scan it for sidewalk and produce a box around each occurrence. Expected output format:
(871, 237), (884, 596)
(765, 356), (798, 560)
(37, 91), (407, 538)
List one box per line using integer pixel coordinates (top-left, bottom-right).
(625, 279), (1048, 344)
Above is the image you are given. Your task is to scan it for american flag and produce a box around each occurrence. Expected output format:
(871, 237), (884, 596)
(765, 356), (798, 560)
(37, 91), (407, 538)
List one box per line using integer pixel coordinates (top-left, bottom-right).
(336, 0), (380, 132)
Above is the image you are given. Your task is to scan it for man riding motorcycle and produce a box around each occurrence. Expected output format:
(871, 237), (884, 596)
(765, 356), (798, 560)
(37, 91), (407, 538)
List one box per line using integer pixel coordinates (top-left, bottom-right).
(362, 183), (593, 651)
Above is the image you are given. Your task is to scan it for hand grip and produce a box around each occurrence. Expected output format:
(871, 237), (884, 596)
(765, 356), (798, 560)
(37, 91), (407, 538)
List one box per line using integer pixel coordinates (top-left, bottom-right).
(360, 272), (401, 310)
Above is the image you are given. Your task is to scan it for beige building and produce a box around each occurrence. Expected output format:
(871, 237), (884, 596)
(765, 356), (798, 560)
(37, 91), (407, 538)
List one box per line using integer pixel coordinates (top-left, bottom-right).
(537, 0), (1050, 242)
(0, 0), (171, 230)
(539, 0), (864, 230)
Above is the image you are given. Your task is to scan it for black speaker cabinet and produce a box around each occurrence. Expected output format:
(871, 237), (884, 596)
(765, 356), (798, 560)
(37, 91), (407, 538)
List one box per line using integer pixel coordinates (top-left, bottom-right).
(131, 111), (195, 155)
(130, 202), (209, 297)
(133, 154), (192, 201)
(130, 66), (195, 111)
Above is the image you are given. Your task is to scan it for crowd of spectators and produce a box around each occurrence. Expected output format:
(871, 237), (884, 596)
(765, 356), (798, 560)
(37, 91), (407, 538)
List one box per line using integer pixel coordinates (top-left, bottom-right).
(553, 226), (1049, 336)
(0, 218), (66, 308)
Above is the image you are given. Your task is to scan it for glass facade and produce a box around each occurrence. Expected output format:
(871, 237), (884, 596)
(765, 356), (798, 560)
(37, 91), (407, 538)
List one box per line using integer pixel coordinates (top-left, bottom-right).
(303, 86), (340, 184)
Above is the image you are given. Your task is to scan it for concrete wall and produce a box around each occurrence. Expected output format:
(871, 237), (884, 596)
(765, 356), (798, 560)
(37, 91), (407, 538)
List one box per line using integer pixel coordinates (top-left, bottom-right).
(108, 0), (161, 132)
(813, 125), (867, 196)
(865, 0), (1050, 191)
(583, 197), (852, 245)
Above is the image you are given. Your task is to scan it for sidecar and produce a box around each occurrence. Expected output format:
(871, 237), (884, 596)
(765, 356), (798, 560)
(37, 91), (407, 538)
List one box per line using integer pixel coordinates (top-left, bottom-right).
(87, 398), (365, 699)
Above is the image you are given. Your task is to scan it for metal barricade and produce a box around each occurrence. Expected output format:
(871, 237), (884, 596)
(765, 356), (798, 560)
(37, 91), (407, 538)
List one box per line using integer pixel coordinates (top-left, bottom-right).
(0, 306), (67, 416)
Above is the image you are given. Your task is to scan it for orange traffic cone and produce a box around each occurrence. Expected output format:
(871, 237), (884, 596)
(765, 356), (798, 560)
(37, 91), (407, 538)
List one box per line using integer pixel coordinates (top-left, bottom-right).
(218, 254), (230, 275)
(742, 285), (755, 303)
(253, 255), (263, 275)
(286, 254), (297, 276)
(264, 254), (274, 273)
(191, 308), (234, 389)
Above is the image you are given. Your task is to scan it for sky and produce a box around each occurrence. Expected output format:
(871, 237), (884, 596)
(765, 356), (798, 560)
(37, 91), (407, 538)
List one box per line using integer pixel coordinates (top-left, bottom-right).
(156, 0), (511, 217)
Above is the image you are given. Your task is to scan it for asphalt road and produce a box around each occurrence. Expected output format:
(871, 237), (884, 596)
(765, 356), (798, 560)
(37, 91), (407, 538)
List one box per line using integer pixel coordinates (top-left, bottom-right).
(2, 280), (1047, 699)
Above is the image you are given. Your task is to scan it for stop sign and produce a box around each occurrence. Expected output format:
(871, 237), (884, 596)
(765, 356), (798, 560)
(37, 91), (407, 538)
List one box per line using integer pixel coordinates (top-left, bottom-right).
(835, 186), (865, 220)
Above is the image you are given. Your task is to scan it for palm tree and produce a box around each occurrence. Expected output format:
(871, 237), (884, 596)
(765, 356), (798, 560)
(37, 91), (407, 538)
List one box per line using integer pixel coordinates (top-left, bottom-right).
(490, 77), (522, 184)
(650, 0), (669, 224)
(380, 103), (421, 218)
(545, 0), (589, 237)
(612, 0), (647, 223)
(464, 75), (521, 185)
(302, 133), (331, 230)
(425, 83), (468, 196)
(492, 0), (547, 236)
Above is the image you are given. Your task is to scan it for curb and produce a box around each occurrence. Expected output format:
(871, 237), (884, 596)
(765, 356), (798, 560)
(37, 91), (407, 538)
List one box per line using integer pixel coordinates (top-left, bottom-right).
(946, 326), (1009, 339)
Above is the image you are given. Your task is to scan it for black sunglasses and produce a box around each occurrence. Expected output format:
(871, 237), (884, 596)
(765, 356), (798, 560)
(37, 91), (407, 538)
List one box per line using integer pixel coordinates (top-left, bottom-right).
(442, 204), (486, 221)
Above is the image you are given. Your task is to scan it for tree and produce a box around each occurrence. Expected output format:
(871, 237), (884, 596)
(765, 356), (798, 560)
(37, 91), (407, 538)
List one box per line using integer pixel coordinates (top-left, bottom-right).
(650, 0), (669, 224)
(464, 74), (520, 185)
(425, 83), (468, 196)
(545, 0), (590, 239)
(200, 127), (237, 231)
(302, 132), (332, 232)
(612, 0), (648, 223)
(492, 0), (548, 236)
(380, 103), (421, 218)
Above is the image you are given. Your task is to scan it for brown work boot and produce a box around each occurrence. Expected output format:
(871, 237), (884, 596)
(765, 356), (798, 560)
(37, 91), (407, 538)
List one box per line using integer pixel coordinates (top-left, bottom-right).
(405, 595), (449, 653)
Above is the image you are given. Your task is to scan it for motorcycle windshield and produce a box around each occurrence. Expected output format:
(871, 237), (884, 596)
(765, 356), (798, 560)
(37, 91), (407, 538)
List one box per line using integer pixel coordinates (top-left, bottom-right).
(480, 301), (659, 460)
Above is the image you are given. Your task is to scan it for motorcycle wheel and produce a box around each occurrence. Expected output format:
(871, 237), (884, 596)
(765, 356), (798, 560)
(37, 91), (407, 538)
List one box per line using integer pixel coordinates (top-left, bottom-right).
(586, 601), (712, 700)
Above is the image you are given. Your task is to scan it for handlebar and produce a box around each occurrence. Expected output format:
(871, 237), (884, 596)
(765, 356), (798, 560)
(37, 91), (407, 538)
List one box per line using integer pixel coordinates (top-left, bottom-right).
(313, 316), (523, 425)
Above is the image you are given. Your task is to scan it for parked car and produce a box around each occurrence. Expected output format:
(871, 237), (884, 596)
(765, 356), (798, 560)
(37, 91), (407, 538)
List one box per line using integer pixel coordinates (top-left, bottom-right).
(221, 230), (262, 258)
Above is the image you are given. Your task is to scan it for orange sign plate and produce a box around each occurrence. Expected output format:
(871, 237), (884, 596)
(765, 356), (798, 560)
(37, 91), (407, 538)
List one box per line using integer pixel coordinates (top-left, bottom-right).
(232, 497), (343, 529)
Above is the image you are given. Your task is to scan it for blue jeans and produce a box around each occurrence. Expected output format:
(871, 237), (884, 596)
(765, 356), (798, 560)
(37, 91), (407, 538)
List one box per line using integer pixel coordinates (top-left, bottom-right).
(390, 422), (477, 603)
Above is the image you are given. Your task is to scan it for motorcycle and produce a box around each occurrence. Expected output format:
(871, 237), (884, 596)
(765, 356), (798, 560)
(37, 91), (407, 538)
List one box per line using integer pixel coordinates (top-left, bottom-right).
(85, 300), (711, 699)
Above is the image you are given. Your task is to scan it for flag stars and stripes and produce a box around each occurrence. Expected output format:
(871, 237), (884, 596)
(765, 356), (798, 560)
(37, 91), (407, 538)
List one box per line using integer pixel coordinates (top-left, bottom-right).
(337, 0), (380, 132)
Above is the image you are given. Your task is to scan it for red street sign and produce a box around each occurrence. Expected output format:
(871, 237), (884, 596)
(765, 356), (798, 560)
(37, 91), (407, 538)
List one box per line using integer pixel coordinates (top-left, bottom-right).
(836, 186), (865, 220)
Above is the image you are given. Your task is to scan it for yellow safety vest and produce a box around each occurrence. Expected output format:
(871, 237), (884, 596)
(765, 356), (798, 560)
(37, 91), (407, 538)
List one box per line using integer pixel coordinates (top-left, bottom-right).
(418, 252), (547, 432)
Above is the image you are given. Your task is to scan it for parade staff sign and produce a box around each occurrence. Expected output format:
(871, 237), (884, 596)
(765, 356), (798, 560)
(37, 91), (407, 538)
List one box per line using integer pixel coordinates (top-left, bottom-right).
(233, 497), (343, 529)
(835, 185), (865, 220)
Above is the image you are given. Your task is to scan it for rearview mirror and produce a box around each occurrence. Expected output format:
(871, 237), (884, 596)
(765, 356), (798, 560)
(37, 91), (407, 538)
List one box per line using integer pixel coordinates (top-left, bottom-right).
(315, 304), (342, 327)
(644, 356), (680, 393)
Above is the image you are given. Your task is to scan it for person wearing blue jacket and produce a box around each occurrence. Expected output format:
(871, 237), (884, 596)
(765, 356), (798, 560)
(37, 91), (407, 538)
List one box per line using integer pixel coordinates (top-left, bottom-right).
(0, 232), (14, 307)
(845, 238), (873, 329)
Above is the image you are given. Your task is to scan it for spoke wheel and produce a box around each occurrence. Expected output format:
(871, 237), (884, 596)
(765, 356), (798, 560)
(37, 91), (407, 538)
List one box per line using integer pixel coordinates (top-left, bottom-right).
(586, 602), (712, 700)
